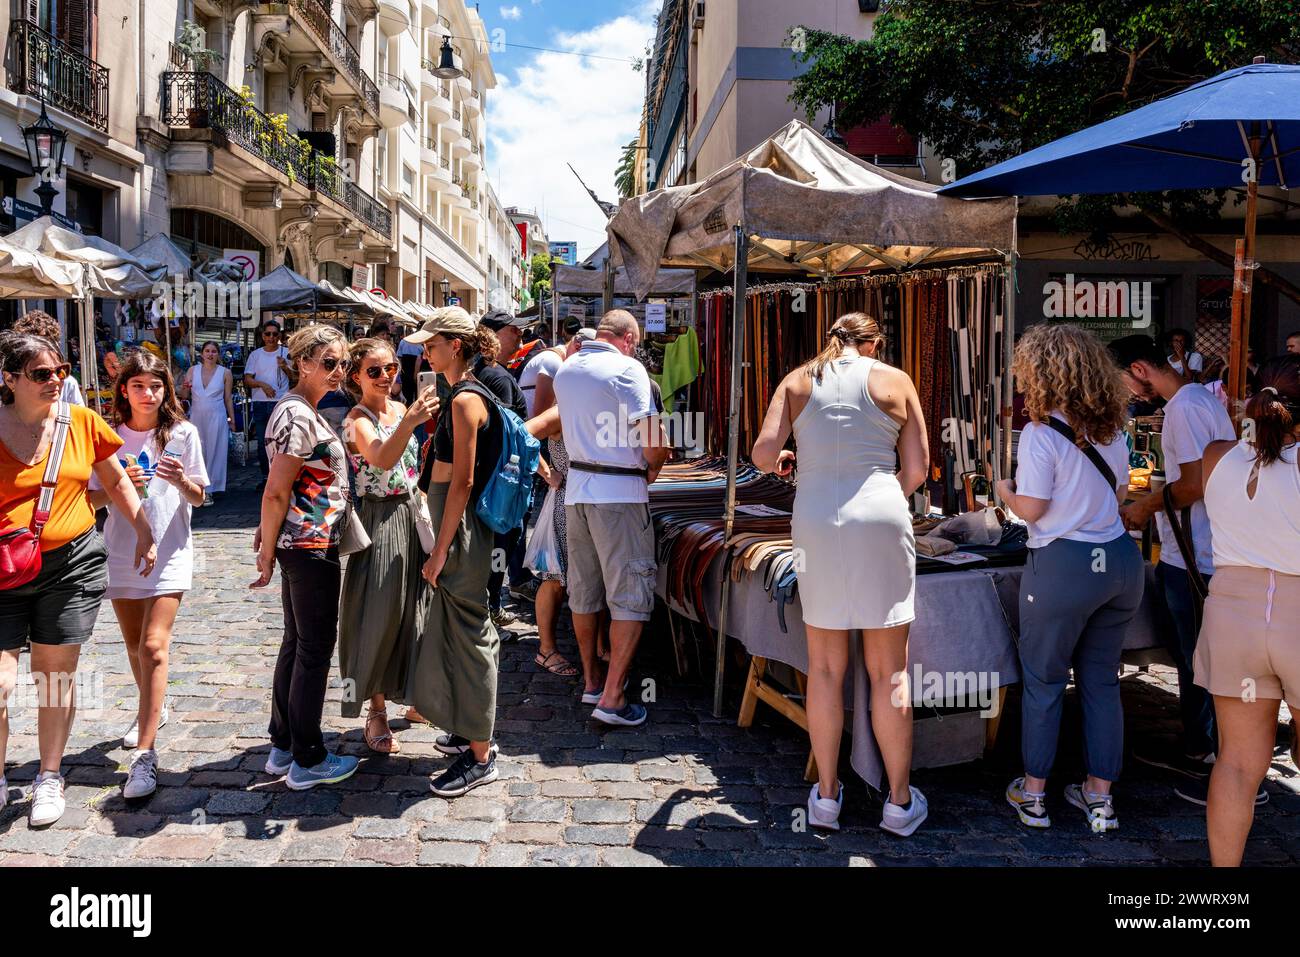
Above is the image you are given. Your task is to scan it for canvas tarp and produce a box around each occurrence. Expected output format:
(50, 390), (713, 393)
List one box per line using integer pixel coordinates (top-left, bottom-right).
(553, 263), (696, 298)
(0, 216), (167, 299)
(608, 119), (1017, 301)
(0, 241), (84, 298)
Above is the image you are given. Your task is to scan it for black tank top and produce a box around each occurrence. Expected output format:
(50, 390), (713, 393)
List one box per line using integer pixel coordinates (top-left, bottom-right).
(421, 379), (503, 498)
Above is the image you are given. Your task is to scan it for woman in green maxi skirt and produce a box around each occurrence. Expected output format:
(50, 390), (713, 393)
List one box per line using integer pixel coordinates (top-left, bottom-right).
(404, 308), (506, 798)
(337, 338), (439, 753)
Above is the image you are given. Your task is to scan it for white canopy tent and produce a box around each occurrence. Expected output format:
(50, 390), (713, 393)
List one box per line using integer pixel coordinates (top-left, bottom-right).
(0, 218), (169, 402)
(607, 120), (1019, 714)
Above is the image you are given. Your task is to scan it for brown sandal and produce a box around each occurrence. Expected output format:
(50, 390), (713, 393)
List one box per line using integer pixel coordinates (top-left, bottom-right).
(364, 708), (401, 754)
(404, 706), (431, 725)
(534, 651), (579, 677)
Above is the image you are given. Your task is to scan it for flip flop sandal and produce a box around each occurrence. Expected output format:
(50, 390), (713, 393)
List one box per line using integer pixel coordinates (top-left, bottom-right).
(404, 707), (431, 725)
(535, 651), (579, 678)
(364, 709), (401, 754)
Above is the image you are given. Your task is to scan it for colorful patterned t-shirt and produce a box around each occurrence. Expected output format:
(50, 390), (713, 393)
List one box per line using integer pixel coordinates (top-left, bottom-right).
(266, 395), (348, 552)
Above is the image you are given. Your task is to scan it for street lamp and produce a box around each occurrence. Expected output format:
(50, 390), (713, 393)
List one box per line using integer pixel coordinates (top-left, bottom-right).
(431, 36), (463, 80)
(23, 101), (67, 216)
(821, 102), (847, 149)
(440, 276), (451, 305)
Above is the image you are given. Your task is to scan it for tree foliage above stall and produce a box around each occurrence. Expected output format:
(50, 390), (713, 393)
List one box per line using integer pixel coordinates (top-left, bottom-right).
(788, 0), (1300, 296)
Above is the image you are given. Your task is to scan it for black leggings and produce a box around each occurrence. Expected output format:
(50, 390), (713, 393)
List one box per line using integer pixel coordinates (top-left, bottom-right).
(269, 548), (341, 768)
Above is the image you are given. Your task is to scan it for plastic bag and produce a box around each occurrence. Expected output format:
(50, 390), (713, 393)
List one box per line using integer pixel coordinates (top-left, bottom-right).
(523, 485), (561, 575)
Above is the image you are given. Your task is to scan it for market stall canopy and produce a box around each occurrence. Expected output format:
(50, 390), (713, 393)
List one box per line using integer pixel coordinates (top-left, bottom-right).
(240, 265), (356, 324)
(0, 241), (84, 298)
(607, 119), (1017, 302)
(553, 263), (696, 298)
(2, 216), (167, 299)
(129, 234), (194, 281)
(939, 63), (1300, 197)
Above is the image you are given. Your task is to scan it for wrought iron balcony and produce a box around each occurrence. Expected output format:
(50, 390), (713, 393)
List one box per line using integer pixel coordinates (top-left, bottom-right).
(162, 71), (313, 183)
(311, 154), (392, 239)
(7, 19), (110, 132)
(283, 0), (379, 116)
(161, 71), (390, 239)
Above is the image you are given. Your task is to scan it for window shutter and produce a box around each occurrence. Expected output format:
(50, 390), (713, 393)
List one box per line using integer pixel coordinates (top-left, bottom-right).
(21, 0), (39, 25)
(58, 0), (90, 55)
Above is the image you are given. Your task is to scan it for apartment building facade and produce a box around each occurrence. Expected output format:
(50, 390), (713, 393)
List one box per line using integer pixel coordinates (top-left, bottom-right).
(485, 179), (522, 312)
(1, 0), (144, 242)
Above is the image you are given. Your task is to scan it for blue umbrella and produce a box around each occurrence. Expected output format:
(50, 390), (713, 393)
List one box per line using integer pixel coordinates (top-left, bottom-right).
(939, 62), (1298, 196)
(940, 60), (1299, 398)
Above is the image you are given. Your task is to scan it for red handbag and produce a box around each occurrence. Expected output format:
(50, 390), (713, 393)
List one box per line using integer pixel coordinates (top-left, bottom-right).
(0, 403), (72, 590)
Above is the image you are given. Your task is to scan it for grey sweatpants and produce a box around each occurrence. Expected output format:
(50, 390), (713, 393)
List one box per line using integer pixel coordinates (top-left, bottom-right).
(1018, 534), (1144, 782)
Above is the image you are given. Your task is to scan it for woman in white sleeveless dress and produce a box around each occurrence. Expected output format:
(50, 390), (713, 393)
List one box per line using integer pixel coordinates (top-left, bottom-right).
(182, 342), (234, 500)
(752, 313), (929, 836)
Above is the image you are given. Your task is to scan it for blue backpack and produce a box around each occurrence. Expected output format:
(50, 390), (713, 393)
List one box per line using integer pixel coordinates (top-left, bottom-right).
(456, 381), (541, 533)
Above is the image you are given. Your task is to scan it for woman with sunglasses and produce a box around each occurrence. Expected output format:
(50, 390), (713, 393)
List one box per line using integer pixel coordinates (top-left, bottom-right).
(251, 324), (358, 791)
(337, 338), (439, 754)
(0, 332), (156, 826)
(403, 308), (505, 797)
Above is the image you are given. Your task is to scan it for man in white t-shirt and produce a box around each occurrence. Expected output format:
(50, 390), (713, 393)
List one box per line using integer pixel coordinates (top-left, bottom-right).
(242, 320), (290, 482)
(552, 310), (669, 728)
(1110, 334), (1238, 797)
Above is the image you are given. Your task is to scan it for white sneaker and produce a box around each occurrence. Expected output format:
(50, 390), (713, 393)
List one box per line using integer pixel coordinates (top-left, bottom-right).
(880, 785), (928, 837)
(0, 774), (7, 811)
(1064, 783), (1118, 833)
(123, 702), (169, 750)
(807, 782), (844, 831)
(29, 771), (65, 827)
(123, 749), (159, 800)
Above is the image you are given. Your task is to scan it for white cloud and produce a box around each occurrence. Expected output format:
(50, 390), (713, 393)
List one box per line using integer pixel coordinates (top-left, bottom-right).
(499, 5), (521, 20)
(484, 10), (656, 261)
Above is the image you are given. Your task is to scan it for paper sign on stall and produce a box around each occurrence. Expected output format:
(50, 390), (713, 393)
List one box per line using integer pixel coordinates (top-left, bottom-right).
(735, 504), (790, 517)
(644, 302), (667, 333)
(926, 551), (985, 566)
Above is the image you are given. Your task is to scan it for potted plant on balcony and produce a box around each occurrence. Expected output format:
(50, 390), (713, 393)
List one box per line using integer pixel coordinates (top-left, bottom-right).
(176, 20), (223, 128)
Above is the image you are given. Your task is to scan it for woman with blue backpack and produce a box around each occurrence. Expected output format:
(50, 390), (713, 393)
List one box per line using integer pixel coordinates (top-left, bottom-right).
(402, 307), (539, 798)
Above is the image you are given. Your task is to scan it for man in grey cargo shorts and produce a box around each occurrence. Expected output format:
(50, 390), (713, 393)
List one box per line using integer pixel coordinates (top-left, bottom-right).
(552, 311), (669, 727)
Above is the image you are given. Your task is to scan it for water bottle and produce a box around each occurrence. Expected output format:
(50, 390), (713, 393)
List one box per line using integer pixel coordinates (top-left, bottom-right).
(503, 453), (520, 487)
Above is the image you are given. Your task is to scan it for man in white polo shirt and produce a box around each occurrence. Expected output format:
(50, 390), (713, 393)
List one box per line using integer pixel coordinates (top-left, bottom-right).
(553, 310), (670, 727)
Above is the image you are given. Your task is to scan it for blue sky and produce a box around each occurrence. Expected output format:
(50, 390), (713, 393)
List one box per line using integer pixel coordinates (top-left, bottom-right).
(478, 0), (658, 259)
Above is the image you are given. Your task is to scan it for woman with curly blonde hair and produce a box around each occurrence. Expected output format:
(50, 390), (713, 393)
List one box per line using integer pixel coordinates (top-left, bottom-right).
(994, 322), (1143, 833)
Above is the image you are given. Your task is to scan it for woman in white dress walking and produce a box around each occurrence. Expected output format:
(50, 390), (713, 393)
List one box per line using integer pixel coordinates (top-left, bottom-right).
(752, 312), (929, 836)
(181, 342), (234, 503)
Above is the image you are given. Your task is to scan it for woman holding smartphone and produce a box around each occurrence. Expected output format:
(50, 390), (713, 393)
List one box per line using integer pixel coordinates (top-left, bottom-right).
(403, 308), (504, 798)
(338, 337), (438, 754)
(90, 351), (207, 800)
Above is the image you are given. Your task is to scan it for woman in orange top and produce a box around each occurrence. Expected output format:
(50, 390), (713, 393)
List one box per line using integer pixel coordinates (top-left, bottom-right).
(0, 331), (156, 828)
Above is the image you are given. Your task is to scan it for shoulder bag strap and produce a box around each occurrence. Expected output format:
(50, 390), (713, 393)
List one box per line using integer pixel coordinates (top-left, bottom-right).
(1044, 416), (1118, 491)
(1162, 484), (1208, 611)
(32, 402), (73, 539)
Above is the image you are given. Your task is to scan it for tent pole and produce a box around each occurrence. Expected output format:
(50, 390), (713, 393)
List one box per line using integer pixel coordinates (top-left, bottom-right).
(713, 224), (748, 718)
(1228, 126), (1261, 406)
(602, 257), (614, 316)
(551, 283), (558, 343)
(1000, 247), (1017, 483)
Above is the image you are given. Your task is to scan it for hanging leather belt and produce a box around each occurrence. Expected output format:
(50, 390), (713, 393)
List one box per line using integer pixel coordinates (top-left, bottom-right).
(569, 460), (648, 478)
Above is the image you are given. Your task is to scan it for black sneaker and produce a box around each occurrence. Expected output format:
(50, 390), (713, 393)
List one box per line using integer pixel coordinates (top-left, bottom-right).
(430, 750), (498, 798)
(1173, 778), (1269, 807)
(434, 732), (472, 756)
(1133, 750), (1215, 779)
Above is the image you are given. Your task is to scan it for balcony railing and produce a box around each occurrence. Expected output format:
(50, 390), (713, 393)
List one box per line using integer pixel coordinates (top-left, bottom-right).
(8, 19), (110, 132)
(161, 71), (391, 240)
(439, 155), (450, 170)
(452, 106), (461, 121)
(284, 0), (379, 116)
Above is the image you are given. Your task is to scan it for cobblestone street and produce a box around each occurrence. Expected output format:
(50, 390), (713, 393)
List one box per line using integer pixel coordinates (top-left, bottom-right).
(2, 467), (1297, 867)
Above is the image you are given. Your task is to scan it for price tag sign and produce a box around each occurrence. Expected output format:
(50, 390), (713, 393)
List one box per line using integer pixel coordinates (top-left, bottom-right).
(644, 302), (667, 333)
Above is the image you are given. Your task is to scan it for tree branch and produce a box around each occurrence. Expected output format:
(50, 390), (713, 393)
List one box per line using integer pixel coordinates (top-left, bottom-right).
(1139, 206), (1300, 307)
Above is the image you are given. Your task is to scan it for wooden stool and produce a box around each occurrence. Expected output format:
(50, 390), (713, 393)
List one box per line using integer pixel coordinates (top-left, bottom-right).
(737, 655), (819, 783)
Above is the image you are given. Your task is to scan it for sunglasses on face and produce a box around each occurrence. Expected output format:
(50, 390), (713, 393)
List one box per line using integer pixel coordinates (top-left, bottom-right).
(263, 330), (280, 338)
(312, 356), (351, 373)
(22, 363), (72, 384)
(363, 362), (400, 380)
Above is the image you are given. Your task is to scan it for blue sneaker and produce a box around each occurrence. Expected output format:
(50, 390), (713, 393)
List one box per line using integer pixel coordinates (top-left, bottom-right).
(265, 747), (294, 776)
(285, 753), (359, 791)
(591, 702), (647, 727)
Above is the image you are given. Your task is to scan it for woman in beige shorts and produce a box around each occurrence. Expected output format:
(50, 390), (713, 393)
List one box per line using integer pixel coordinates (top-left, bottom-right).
(1196, 354), (1300, 866)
